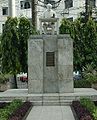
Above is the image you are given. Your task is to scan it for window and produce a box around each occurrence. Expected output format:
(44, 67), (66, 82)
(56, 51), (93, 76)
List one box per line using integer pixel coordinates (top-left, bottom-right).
(65, 0), (73, 9)
(24, 2), (30, 9)
(2, 7), (8, 15)
(46, 52), (55, 66)
(20, 1), (24, 9)
(20, 1), (31, 9)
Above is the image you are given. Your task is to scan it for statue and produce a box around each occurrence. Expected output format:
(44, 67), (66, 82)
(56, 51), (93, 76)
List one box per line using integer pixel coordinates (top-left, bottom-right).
(43, 4), (57, 18)
(39, 4), (59, 34)
(42, 4), (57, 34)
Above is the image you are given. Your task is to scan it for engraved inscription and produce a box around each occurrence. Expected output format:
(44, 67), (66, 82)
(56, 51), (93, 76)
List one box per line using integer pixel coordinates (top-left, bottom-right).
(46, 52), (55, 66)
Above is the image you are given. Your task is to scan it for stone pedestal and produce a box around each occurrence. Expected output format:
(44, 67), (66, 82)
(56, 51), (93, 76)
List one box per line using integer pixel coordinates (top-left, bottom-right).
(39, 18), (59, 35)
(28, 34), (74, 93)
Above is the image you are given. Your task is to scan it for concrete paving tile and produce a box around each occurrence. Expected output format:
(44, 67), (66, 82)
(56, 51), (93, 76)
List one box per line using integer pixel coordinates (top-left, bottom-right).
(26, 106), (75, 120)
(61, 106), (75, 120)
(26, 106), (43, 120)
(35, 106), (63, 120)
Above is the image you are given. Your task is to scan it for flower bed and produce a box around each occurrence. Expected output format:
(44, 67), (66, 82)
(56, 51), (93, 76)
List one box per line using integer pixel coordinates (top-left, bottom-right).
(72, 98), (97, 120)
(0, 102), (9, 109)
(0, 99), (32, 120)
(72, 101), (93, 120)
(9, 101), (32, 120)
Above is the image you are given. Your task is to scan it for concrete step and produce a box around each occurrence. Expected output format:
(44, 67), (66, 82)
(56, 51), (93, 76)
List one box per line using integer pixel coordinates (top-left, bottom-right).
(43, 100), (72, 106)
(31, 100), (72, 106)
(43, 96), (59, 101)
(0, 95), (82, 106)
(0, 96), (27, 101)
(1, 88), (97, 106)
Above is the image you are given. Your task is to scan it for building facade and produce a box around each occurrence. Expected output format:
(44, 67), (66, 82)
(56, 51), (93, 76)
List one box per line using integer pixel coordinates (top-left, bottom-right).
(0, 0), (97, 34)
(63, 0), (97, 21)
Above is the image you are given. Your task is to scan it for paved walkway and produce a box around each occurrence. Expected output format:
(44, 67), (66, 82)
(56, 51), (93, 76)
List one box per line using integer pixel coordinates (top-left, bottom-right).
(26, 106), (75, 120)
(1, 88), (97, 120)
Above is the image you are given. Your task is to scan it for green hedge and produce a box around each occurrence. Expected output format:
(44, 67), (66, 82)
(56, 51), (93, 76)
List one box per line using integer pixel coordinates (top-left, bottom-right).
(74, 79), (91, 88)
(80, 98), (97, 120)
(0, 99), (23, 120)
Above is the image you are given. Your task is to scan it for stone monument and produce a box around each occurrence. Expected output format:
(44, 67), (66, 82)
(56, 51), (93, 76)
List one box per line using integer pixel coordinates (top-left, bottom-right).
(28, 4), (74, 93)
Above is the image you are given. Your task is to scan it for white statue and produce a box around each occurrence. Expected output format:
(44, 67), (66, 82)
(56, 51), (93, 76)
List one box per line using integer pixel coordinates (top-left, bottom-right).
(39, 4), (59, 34)
(42, 4), (57, 34)
(43, 4), (57, 18)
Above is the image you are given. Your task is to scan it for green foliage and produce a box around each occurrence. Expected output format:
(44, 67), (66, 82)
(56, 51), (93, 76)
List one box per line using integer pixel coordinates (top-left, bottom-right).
(80, 97), (97, 120)
(0, 73), (11, 84)
(59, 18), (72, 34)
(1, 17), (19, 74)
(74, 79), (91, 88)
(83, 64), (97, 84)
(59, 17), (97, 71)
(6, 99), (22, 113)
(0, 99), (22, 120)
(18, 17), (31, 73)
(1, 17), (33, 87)
(1, 16), (35, 74)
(80, 97), (96, 114)
(84, 72), (97, 84)
(74, 18), (97, 70)
(92, 108), (97, 120)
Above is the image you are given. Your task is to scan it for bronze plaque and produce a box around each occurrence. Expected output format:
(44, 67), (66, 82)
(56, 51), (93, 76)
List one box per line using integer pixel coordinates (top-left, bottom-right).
(46, 52), (55, 66)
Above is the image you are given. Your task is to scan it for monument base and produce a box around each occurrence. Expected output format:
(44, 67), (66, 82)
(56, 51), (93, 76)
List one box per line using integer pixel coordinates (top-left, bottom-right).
(1, 89), (97, 106)
(28, 34), (74, 93)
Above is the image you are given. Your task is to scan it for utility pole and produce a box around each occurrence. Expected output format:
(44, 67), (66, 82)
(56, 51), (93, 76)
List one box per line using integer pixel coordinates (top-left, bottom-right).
(85, 0), (90, 21)
(31, 0), (37, 29)
(85, 0), (92, 21)
(85, 0), (89, 15)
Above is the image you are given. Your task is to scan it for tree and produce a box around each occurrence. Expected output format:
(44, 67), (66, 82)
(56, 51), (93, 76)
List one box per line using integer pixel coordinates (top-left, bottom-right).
(71, 18), (86, 71)
(1, 17), (19, 88)
(59, 17), (97, 71)
(31, 0), (37, 29)
(1, 17), (33, 88)
(59, 18), (71, 34)
(1, 17), (19, 73)
(74, 18), (97, 70)
(18, 17), (31, 73)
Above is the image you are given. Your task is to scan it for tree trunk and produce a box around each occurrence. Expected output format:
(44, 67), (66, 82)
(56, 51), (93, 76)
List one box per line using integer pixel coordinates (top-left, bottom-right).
(31, 0), (37, 29)
(85, 0), (92, 21)
(13, 74), (17, 88)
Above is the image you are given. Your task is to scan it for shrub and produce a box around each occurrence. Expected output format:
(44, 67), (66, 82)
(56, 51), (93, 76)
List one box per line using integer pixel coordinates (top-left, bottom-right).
(0, 73), (11, 84)
(94, 101), (97, 106)
(72, 97), (97, 120)
(0, 99), (22, 120)
(80, 98), (96, 114)
(92, 108), (97, 120)
(0, 102), (8, 109)
(83, 64), (97, 84)
(9, 101), (32, 120)
(80, 98), (97, 120)
(72, 101), (93, 120)
(74, 79), (91, 88)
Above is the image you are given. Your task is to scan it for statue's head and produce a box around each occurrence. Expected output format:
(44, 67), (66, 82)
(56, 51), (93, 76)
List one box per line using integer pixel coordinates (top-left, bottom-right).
(47, 4), (52, 11)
